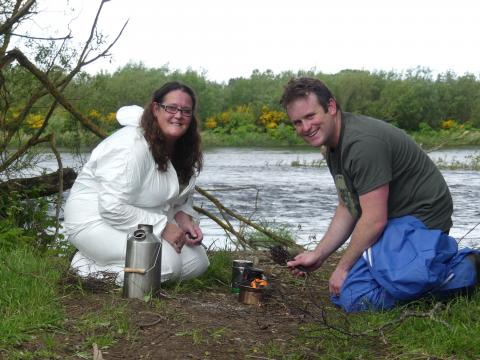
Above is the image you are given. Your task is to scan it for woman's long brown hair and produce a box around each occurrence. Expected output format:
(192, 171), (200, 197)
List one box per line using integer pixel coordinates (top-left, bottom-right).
(140, 82), (203, 184)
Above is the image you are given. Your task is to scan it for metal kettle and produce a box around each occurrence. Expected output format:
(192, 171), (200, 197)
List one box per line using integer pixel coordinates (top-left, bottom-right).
(123, 224), (162, 299)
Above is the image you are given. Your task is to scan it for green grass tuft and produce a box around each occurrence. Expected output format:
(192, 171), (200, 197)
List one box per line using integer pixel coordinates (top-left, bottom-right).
(291, 291), (480, 359)
(0, 247), (64, 348)
(165, 250), (234, 293)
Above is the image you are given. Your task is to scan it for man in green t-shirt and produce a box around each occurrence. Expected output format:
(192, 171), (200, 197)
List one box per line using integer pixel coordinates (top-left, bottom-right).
(281, 77), (479, 312)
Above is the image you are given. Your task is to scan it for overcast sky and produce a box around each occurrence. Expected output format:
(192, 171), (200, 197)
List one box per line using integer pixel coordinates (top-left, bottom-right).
(28, 0), (480, 83)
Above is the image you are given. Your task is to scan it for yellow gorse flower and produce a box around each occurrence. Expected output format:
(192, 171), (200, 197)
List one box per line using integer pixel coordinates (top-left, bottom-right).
(441, 119), (457, 130)
(208, 105), (253, 128)
(26, 114), (45, 129)
(205, 117), (218, 129)
(88, 109), (101, 119)
(259, 106), (287, 129)
(105, 112), (116, 123)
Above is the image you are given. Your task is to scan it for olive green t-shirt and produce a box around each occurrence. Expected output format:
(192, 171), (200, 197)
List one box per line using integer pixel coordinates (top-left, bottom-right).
(326, 112), (453, 232)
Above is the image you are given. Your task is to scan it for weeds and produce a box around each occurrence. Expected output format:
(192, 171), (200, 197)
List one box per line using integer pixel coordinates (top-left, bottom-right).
(291, 158), (326, 167)
(175, 328), (204, 345)
(434, 153), (480, 171)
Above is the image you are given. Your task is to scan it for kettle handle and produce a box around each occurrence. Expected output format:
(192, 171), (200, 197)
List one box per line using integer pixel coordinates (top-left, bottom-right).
(124, 267), (146, 274)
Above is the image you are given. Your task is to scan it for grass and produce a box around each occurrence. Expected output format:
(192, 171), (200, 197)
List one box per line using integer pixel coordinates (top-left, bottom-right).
(1, 246), (480, 359)
(0, 247), (64, 349)
(164, 249), (234, 293)
(410, 127), (480, 149)
(202, 126), (480, 150)
(0, 244), (135, 359)
(433, 153), (480, 171)
(201, 130), (304, 148)
(290, 292), (480, 359)
(384, 295), (480, 359)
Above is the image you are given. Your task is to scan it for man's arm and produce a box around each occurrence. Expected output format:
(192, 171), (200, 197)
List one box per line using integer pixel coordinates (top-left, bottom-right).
(329, 183), (389, 295)
(287, 198), (357, 273)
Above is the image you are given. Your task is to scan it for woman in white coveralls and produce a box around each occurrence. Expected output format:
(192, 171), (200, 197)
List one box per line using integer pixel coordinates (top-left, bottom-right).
(64, 81), (209, 284)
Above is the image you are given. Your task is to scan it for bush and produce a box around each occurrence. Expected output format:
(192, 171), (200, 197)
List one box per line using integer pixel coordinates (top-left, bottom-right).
(0, 189), (60, 252)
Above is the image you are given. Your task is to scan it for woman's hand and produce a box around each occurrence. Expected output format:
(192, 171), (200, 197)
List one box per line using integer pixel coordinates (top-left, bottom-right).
(174, 211), (204, 246)
(185, 223), (203, 246)
(161, 223), (186, 253)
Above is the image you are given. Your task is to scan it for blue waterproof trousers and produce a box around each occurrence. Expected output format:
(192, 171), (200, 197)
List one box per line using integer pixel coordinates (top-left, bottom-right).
(331, 216), (478, 312)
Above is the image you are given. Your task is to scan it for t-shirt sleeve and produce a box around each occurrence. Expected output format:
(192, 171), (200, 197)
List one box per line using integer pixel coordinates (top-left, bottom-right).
(343, 135), (392, 195)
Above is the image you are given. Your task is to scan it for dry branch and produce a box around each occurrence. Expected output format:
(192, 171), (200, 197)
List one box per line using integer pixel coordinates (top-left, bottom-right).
(193, 205), (250, 248)
(195, 186), (298, 246)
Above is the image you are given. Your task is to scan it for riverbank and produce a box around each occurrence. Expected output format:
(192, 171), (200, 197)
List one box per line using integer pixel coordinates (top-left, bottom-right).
(201, 127), (480, 149)
(17, 122), (480, 151)
(2, 247), (479, 359)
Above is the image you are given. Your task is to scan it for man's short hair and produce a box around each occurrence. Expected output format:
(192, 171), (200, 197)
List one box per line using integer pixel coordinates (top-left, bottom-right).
(280, 77), (341, 112)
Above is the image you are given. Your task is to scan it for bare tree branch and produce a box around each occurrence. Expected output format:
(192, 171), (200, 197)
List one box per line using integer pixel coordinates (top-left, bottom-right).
(4, 48), (107, 139)
(48, 132), (63, 241)
(0, 85), (53, 154)
(195, 186), (298, 248)
(0, 0), (35, 36)
(76, 0), (129, 68)
(193, 205), (250, 248)
(0, 97), (59, 173)
(3, 32), (72, 41)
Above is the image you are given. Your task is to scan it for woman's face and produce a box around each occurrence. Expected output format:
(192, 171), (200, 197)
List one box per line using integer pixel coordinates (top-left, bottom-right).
(153, 89), (193, 144)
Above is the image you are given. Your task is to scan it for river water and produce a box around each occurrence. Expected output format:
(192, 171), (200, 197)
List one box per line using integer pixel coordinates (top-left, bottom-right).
(193, 147), (480, 250)
(46, 147), (480, 250)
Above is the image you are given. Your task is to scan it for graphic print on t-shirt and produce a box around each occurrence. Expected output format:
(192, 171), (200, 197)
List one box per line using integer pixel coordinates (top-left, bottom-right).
(334, 174), (360, 219)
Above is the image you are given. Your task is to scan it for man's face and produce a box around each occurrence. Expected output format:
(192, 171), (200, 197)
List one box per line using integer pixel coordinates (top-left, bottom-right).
(286, 93), (339, 148)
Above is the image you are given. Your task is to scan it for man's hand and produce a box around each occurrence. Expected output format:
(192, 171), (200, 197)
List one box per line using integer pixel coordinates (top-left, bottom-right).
(329, 266), (349, 295)
(287, 251), (324, 276)
(327, 183), (389, 295)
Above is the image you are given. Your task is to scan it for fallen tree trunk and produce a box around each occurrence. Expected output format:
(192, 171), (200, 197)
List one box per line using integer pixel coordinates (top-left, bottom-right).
(0, 167), (77, 197)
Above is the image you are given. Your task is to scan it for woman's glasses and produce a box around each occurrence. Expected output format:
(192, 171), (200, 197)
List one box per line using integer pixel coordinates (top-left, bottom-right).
(158, 103), (193, 117)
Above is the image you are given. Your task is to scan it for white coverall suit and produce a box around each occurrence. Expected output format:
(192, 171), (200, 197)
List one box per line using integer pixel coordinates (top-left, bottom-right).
(63, 106), (209, 284)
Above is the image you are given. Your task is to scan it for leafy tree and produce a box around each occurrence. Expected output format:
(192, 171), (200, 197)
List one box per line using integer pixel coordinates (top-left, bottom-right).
(0, 0), (126, 249)
(436, 71), (480, 124)
(327, 69), (388, 116)
(225, 69), (285, 112)
(377, 69), (439, 130)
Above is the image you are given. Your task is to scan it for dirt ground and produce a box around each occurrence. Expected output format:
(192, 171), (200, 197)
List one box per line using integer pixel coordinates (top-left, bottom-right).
(21, 252), (361, 360)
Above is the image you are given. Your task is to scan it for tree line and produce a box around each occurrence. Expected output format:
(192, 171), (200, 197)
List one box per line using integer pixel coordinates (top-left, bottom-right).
(64, 64), (480, 132)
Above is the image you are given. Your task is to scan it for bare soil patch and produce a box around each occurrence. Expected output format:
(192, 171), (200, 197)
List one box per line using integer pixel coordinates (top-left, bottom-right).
(21, 252), (367, 360)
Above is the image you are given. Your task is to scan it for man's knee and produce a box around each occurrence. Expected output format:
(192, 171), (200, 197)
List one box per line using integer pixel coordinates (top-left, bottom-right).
(335, 285), (396, 312)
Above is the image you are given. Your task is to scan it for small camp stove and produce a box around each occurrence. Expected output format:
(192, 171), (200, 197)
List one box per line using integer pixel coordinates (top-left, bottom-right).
(238, 277), (268, 305)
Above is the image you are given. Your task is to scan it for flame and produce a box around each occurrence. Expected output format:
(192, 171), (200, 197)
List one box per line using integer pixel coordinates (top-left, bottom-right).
(250, 278), (268, 288)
